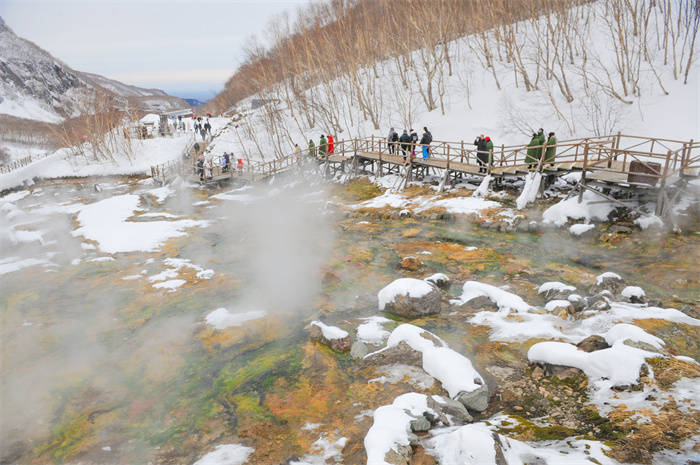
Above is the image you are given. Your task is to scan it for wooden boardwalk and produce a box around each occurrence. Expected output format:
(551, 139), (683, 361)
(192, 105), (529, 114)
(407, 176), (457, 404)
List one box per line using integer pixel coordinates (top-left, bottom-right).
(151, 133), (699, 217)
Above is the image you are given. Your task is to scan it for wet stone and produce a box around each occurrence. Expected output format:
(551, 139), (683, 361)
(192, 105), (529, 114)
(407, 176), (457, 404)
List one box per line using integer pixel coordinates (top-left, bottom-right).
(456, 383), (489, 412)
(410, 416), (431, 433)
(576, 335), (610, 352)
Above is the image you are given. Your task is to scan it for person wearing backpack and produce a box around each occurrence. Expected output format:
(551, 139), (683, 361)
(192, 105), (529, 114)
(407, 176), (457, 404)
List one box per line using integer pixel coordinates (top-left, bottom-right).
(399, 129), (411, 161)
(387, 127), (397, 154)
(485, 136), (494, 169)
(319, 135), (328, 157)
(420, 127), (432, 159)
(545, 132), (557, 165)
(410, 129), (418, 159)
(525, 133), (539, 170)
(474, 135), (488, 173)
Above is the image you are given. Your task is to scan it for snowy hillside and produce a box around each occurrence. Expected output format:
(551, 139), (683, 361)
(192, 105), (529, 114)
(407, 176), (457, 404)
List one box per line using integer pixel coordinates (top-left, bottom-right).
(207, 0), (698, 163)
(0, 17), (188, 123)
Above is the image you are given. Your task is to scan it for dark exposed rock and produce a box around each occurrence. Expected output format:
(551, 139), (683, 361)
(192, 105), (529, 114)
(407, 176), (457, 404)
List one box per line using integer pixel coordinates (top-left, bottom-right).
(590, 273), (627, 295)
(456, 383), (489, 412)
(362, 341), (423, 368)
(398, 256), (423, 271)
(427, 396), (473, 424)
(458, 295), (498, 310)
(576, 335), (610, 352)
(410, 416), (431, 433)
(350, 340), (370, 359)
(533, 362), (586, 380)
(382, 288), (442, 319)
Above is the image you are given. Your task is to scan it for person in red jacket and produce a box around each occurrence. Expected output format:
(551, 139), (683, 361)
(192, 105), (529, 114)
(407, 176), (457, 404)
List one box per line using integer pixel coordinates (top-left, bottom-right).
(327, 135), (335, 154)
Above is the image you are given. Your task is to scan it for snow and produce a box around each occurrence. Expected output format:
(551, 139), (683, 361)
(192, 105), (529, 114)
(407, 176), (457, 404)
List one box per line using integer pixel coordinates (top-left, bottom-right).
(528, 340), (659, 386)
(426, 422), (620, 465)
(357, 316), (392, 345)
(368, 324), (484, 398)
(603, 323), (664, 349)
(635, 215), (665, 230)
(205, 308), (267, 330)
(191, 444), (254, 465)
(542, 190), (616, 227)
(0, 95), (63, 123)
(310, 321), (349, 340)
(146, 186), (174, 203)
(452, 280), (531, 312)
(545, 300), (571, 312)
(152, 279), (186, 292)
(621, 286), (645, 299)
(289, 434), (347, 465)
(140, 113), (161, 125)
(515, 172), (541, 210)
(355, 190), (500, 216)
(569, 223), (595, 235)
(472, 175), (491, 197)
(72, 194), (207, 253)
(0, 256), (51, 275)
(596, 271), (622, 285)
(364, 392), (432, 465)
(377, 278), (434, 311)
(538, 282), (576, 294)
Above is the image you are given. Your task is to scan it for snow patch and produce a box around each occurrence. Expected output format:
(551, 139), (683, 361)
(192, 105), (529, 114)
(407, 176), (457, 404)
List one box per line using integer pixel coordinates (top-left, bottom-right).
(378, 278), (434, 311)
(205, 308), (267, 330)
(192, 444), (254, 465)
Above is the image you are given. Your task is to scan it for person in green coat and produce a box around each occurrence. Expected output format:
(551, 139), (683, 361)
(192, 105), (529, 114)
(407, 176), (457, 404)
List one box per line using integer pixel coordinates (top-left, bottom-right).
(319, 135), (327, 157)
(545, 132), (557, 164)
(308, 139), (316, 157)
(525, 132), (539, 167)
(536, 128), (545, 145)
(485, 136), (494, 165)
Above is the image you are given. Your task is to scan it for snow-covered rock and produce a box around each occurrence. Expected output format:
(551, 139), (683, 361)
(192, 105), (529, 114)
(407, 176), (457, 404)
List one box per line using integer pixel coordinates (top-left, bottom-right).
(424, 273), (450, 290)
(192, 444), (254, 465)
(309, 321), (351, 352)
(378, 278), (441, 318)
(452, 280), (530, 312)
(205, 308), (267, 330)
(621, 286), (646, 303)
(367, 324), (486, 404)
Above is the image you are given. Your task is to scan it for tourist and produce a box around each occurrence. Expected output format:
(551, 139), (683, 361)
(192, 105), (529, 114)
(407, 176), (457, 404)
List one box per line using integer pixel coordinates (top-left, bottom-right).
(319, 135), (328, 158)
(410, 129), (418, 159)
(222, 153), (230, 172)
(399, 129), (411, 161)
(485, 136), (494, 168)
(474, 135), (488, 173)
(387, 127), (397, 154)
(204, 119), (212, 135)
(545, 132), (557, 165)
(197, 153), (205, 180)
(420, 127), (432, 159)
(525, 133), (539, 170)
(308, 139), (316, 157)
(328, 134), (335, 154)
(200, 127), (206, 141)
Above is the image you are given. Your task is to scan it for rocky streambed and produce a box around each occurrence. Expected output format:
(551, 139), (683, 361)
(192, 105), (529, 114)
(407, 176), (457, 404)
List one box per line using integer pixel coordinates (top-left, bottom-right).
(0, 174), (698, 464)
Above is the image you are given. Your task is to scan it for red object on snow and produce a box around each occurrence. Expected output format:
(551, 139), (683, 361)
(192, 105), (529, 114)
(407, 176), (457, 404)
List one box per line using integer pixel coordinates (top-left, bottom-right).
(237, 158), (244, 170)
(328, 135), (335, 154)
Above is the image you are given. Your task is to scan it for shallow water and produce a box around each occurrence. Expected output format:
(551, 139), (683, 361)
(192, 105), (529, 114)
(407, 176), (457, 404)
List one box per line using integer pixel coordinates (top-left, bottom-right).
(0, 175), (697, 464)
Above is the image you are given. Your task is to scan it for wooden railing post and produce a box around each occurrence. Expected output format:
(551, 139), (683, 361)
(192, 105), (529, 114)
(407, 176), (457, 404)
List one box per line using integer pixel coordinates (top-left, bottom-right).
(500, 144), (504, 166)
(578, 142), (589, 203)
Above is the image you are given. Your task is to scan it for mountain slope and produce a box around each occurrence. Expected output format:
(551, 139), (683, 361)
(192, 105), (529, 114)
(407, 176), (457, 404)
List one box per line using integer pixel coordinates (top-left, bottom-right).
(0, 17), (188, 123)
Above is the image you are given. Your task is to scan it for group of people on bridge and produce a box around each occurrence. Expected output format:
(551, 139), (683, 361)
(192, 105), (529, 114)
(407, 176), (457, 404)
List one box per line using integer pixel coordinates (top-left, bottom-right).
(474, 128), (557, 172)
(386, 127), (434, 161)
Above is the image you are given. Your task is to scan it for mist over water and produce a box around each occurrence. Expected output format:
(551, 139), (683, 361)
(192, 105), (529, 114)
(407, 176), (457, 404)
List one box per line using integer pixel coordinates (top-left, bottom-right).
(0, 172), (335, 459)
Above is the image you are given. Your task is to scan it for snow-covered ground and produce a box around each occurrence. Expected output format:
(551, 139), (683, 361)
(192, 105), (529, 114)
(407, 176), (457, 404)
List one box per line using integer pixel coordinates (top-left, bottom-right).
(0, 118), (229, 191)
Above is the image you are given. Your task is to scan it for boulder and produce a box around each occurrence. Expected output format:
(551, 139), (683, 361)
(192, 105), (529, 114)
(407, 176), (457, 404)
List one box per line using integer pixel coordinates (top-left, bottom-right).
(459, 295), (499, 310)
(383, 444), (413, 465)
(576, 335), (610, 352)
(362, 341), (423, 368)
(424, 273), (450, 291)
(621, 286), (646, 304)
(350, 340), (370, 359)
(399, 256), (423, 271)
(545, 300), (575, 319)
(308, 321), (351, 352)
(455, 383), (489, 412)
(591, 272), (627, 295)
(585, 293), (611, 311)
(534, 363), (585, 380)
(427, 396), (473, 424)
(380, 281), (442, 319)
(567, 294), (586, 313)
(410, 416), (431, 433)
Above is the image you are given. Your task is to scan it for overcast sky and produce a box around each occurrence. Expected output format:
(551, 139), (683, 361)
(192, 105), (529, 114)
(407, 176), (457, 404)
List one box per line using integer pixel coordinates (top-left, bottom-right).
(0, 0), (308, 101)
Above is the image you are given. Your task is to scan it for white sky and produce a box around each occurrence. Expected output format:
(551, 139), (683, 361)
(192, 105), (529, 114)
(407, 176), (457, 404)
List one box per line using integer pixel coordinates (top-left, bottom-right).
(0, 0), (308, 100)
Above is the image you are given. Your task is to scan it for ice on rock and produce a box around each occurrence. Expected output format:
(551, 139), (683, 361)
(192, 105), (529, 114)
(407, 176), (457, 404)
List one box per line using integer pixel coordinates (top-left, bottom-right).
(603, 323), (664, 349)
(452, 280), (531, 312)
(357, 316), (392, 345)
(621, 286), (645, 299)
(538, 281), (576, 294)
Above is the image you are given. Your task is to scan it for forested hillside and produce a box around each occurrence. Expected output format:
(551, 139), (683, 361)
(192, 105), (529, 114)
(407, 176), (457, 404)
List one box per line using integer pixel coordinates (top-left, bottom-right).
(206, 0), (698, 161)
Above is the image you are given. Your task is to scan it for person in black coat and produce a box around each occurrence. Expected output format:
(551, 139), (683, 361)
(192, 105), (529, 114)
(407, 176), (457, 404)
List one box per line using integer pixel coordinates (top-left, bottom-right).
(474, 135), (488, 173)
(399, 130), (411, 161)
(410, 129), (418, 159)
